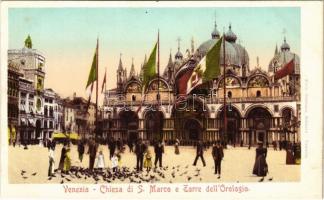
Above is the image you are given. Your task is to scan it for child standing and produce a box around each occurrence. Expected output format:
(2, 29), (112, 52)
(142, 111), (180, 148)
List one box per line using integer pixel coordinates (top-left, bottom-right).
(144, 149), (153, 173)
(111, 153), (118, 173)
(96, 150), (105, 170)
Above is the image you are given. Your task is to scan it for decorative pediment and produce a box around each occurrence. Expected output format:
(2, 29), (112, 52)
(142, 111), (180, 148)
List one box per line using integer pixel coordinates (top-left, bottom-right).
(125, 81), (142, 93)
(218, 76), (241, 88)
(147, 78), (169, 92)
(248, 75), (270, 87)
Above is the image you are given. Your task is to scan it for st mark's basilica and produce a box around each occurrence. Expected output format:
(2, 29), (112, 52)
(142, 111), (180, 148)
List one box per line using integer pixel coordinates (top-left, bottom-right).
(101, 22), (301, 146)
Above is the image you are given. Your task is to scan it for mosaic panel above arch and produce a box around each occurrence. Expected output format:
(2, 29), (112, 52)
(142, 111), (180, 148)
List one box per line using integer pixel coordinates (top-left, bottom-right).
(125, 82), (142, 93)
(248, 75), (270, 87)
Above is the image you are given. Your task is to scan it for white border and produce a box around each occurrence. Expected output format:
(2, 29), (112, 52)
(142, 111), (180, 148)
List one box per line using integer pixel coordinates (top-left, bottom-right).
(1, 1), (323, 199)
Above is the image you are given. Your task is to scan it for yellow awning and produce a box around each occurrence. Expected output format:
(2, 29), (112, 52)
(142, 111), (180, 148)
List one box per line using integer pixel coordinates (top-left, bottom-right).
(52, 132), (80, 140)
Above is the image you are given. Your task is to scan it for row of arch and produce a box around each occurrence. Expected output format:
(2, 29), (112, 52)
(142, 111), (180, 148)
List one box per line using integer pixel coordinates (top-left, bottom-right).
(115, 99), (295, 144)
(123, 72), (272, 94)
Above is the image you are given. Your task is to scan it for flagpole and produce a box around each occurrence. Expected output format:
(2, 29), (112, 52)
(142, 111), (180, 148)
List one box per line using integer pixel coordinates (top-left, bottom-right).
(223, 33), (227, 146)
(157, 30), (160, 105)
(95, 38), (99, 140)
(157, 29), (161, 141)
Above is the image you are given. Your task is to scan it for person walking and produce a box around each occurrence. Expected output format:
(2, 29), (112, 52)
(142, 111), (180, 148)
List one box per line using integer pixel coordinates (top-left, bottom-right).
(108, 138), (116, 159)
(154, 140), (164, 168)
(58, 143), (67, 172)
(212, 141), (224, 179)
(272, 140), (278, 151)
(193, 140), (206, 167)
(48, 143), (55, 177)
(128, 140), (134, 153)
(77, 140), (85, 163)
(174, 138), (180, 155)
(88, 138), (98, 171)
(253, 142), (268, 177)
(135, 139), (146, 171)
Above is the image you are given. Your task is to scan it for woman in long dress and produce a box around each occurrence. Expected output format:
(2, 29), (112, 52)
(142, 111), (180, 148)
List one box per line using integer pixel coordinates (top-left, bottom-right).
(174, 139), (180, 155)
(286, 142), (295, 164)
(63, 147), (71, 173)
(144, 149), (153, 173)
(253, 142), (268, 177)
(58, 144), (67, 172)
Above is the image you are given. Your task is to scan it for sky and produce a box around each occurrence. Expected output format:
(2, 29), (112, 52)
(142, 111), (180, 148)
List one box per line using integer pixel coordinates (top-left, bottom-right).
(8, 7), (300, 103)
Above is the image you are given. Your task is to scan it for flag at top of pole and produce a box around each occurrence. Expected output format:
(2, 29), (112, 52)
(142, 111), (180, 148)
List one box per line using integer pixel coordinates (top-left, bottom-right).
(142, 42), (158, 92)
(86, 40), (98, 89)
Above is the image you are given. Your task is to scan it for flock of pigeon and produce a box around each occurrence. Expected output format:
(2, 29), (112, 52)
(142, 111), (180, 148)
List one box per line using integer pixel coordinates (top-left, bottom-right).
(20, 165), (272, 183)
(20, 165), (207, 184)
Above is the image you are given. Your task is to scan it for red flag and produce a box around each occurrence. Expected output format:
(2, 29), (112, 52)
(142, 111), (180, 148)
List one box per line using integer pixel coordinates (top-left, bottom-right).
(274, 59), (294, 80)
(101, 69), (106, 93)
(177, 68), (194, 95)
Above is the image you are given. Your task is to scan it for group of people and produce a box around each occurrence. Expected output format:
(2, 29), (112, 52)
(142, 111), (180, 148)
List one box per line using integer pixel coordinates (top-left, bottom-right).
(46, 136), (300, 180)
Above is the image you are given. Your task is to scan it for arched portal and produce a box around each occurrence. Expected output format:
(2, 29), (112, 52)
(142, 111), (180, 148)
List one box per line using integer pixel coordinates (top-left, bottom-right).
(246, 107), (272, 145)
(217, 105), (241, 145)
(119, 110), (139, 142)
(172, 97), (208, 143)
(183, 119), (202, 140)
(144, 110), (164, 142)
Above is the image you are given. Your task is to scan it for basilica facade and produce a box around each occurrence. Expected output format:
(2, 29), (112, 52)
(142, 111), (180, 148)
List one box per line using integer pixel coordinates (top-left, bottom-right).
(102, 23), (301, 146)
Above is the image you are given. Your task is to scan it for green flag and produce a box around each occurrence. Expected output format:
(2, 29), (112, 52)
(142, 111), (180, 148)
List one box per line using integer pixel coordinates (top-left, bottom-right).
(143, 42), (157, 90)
(86, 43), (98, 89)
(187, 37), (223, 94)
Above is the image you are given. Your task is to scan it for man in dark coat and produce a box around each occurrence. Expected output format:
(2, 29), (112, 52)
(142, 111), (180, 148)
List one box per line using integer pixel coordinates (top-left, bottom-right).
(88, 138), (98, 171)
(135, 139), (146, 171)
(212, 141), (224, 178)
(253, 142), (268, 177)
(77, 140), (85, 162)
(193, 140), (206, 167)
(108, 138), (116, 159)
(128, 140), (134, 153)
(154, 140), (164, 168)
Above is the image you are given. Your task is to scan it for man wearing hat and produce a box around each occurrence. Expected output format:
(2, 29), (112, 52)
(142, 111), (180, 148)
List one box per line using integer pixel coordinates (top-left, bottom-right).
(212, 140), (224, 179)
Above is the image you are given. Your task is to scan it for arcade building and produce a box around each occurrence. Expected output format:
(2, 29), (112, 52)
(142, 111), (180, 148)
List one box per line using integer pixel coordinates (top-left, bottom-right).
(101, 23), (301, 146)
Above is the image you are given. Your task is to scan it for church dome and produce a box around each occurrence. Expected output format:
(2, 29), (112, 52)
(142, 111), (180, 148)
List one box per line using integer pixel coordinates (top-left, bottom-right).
(268, 38), (300, 74)
(197, 38), (247, 68)
(211, 21), (220, 39)
(280, 37), (290, 51)
(225, 24), (237, 43)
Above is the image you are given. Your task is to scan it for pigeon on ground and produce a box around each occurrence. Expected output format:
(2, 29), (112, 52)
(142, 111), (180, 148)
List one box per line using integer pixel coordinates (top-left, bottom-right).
(31, 172), (37, 176)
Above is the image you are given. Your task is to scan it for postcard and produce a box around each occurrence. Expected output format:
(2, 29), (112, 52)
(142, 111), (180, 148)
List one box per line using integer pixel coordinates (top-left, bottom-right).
(1, 1), (323, 199)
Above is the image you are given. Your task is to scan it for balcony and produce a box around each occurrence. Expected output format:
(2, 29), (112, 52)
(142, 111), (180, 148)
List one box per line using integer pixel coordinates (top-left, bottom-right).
(105, 96), (298, 107)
